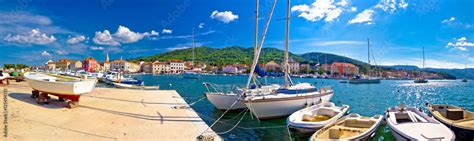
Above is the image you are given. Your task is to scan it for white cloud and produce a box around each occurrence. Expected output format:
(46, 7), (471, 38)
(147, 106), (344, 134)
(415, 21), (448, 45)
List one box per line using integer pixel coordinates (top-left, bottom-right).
(199, 23), (205, 28)
(446, 37), (474, 51)
(348, 0), (408, 25)
(336, 0), (349, 6)
(441, 17), (455, 24)
(167, 47), (190, 51)
(348, 9), (375, 24)
(210, 10), (239, 23)
(374, 0), (408, 13)
(4, 28), (56, 45)
(113, 25), (148, 43)
(93, 25), (157, 46)
(90, 46), (105, 50)
(291, 0), (352, 22)
(0, 12), (51, 25)
(350, 7), (357, 12)
(162, 29), (172, 34)
(67, 35), (86, 44)
(56, 50), (67, 55)
(150, 30), (159, 36)
(93, 30), (120, 46)
(41, 51), (51, 57)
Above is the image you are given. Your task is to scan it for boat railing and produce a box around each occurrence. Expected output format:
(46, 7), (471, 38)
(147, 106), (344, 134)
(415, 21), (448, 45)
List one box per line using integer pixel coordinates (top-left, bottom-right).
(318, 85), (333, 93)
(202, 82), (240, 95)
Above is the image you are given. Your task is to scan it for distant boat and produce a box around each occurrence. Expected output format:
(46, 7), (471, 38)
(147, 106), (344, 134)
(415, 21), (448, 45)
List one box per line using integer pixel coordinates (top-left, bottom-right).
(287, 102), (349, 133)
(428, 104), (474, 140)
(386, 103), (455, 140)
(414, 46), (428, 83)
(349, 38), (380, 84)
(103, 72), (144, 86)
(183, 28), (202, 79)
(310, 114), (383, 140)
(462, 63), (468, 82)
(113, 82), (159, 90)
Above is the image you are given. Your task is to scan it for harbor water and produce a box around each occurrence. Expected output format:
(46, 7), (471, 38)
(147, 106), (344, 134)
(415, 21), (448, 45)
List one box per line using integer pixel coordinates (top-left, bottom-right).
(129, 74), (474, 140)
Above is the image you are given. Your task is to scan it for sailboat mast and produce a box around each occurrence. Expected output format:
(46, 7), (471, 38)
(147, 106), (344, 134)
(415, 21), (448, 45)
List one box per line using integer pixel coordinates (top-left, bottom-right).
(284, 0), (291, 88)
(192, 28), (195, 67)
(367, 38), (371, 76)
(422, 46), (425, 69)
(254, 0), (259, 59)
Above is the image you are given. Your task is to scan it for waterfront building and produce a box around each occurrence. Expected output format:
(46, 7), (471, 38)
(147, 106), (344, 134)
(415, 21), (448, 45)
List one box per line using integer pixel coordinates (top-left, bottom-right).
(141, 62), (153, 73)
(56, 59), (82, 71)
(82, 57), (98, 72)
(169, 60), (185, 74)
(323, 62), (359, 76)
(45, 60), (56, 70)
(264, 61), (281, 72)
(152, 61), (171, 74)
(288, 58), (300, 74)
(222, 65), (239, 74)
(110, 59), (140, 73)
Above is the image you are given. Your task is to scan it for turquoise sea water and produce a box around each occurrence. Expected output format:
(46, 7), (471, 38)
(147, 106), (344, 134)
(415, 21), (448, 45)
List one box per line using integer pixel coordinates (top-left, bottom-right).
(130, 74), (474, 140)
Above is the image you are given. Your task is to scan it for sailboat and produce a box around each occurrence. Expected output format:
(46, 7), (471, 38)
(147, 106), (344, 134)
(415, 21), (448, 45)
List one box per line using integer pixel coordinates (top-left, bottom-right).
(348, 38), (381, 84)
(242, 0), (334, 119)
(203, 0), (267, 110)
(462, 63), (468, 82)
(183, 28), (202, 79)
(414, 46), (428, 83)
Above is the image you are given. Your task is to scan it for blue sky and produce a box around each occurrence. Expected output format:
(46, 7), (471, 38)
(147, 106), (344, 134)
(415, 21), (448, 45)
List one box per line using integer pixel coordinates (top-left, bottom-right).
(0, 0), (473, 68)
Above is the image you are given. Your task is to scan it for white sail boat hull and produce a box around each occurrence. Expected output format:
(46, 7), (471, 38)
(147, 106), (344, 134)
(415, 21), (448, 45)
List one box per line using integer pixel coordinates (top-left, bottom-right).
(205, 93), (246, 110)
(25, 73), (96, 95)
(245, 91), (334, 119)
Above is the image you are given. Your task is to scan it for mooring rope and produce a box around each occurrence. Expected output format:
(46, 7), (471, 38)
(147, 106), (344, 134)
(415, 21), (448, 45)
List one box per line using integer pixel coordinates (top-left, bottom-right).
(199, 100), (238, 135)
(214, 109), (249, 135)
(188, 96), (206, 106)
(191, 109), (288, 130)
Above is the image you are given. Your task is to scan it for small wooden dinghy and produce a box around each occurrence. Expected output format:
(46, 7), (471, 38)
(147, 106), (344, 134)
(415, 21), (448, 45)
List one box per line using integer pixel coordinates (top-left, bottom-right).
(386, 104), (455, 140)
(310, 114), (383, 140)
(429, 104), (474, 140)
(24, 72), (96, 108)
(287, 102), (349, 133)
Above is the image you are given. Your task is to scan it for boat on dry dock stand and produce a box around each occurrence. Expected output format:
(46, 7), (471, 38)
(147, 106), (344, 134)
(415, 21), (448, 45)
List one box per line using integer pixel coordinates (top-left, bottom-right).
(24, 72), (96, 108)
(428, 104), (474, 140)
(386, 103), (455, 140)
(287, 102), (349, 133)
(310, 113), (383, 140)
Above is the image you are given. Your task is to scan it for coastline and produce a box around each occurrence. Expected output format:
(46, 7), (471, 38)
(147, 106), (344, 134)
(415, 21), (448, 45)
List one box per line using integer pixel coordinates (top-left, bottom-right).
(0, 81), (220, 141)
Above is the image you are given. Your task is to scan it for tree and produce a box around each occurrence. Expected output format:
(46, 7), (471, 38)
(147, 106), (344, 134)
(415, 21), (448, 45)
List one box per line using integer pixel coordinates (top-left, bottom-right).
(15, 64), (29, 69)
(4, 64), (15, 69)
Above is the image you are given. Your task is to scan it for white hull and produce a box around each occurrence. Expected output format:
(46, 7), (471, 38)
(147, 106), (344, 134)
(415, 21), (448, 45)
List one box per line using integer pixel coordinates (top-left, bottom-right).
(245, 91), (334, 119)
(386, 106), (455, 140)
(25, 73), (96, 95)
(287, 102), (349, 132)
(205, 93), (246, 110)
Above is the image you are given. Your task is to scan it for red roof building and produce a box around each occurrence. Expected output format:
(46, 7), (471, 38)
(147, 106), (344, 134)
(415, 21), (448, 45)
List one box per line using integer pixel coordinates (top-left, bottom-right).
(82, 57), (98, 72)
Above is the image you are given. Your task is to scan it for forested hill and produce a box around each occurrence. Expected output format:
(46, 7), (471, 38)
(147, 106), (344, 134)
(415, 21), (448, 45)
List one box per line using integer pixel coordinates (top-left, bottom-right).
(130, 46), (364, 67)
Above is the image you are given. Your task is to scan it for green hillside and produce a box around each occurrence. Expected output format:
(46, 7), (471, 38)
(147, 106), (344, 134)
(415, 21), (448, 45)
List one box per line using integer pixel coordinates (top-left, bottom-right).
(131, 46), (306, 66)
